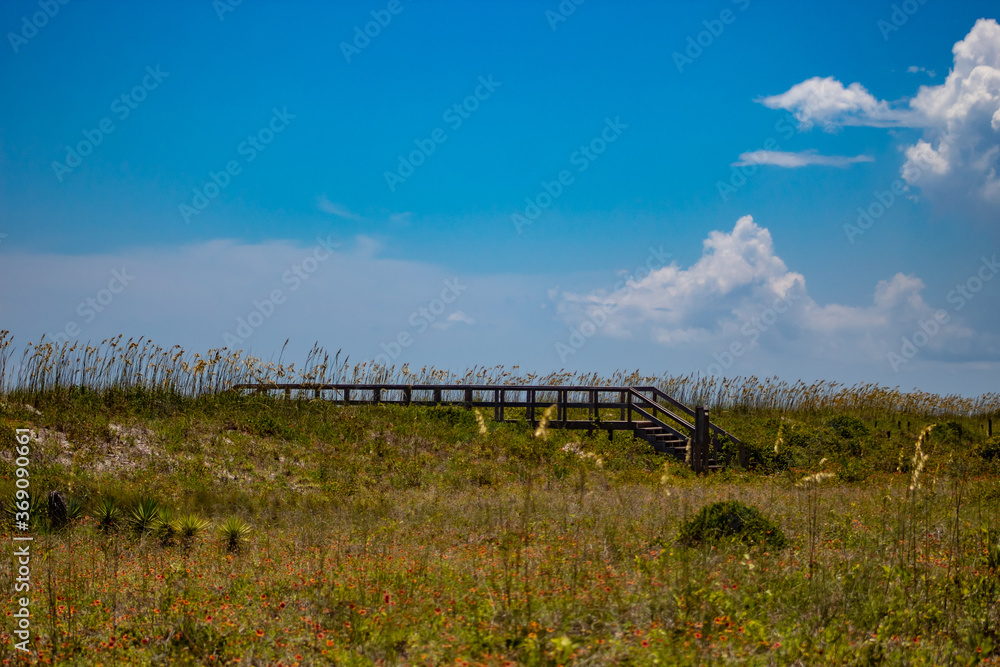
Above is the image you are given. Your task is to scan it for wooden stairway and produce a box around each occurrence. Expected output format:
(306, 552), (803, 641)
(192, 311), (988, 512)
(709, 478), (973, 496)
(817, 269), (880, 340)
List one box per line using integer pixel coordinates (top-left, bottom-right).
(633, 421), (688, 456)
(231, 383), (747, 472)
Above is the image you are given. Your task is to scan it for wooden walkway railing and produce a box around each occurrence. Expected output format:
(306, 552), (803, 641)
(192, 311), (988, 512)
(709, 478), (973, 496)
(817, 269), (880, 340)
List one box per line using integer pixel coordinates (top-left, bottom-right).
(231, 383), (748, 472)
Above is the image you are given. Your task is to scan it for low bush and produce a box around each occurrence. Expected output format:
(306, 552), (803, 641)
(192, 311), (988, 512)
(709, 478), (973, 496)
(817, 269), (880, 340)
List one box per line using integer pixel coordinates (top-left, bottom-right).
(678, 500), (787, 549)
(825, 415), (870, 439)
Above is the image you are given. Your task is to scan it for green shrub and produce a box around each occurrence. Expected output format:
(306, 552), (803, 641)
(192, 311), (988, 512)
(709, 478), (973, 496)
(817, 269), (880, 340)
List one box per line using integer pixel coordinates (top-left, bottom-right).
(825, 415), (870, 439)
(977, 436), (1000, 462)
(678, 500), (787, 549)
(246, 414), (294, 439)
(837, 457), (871, 484)
(935, 421), (966, 447)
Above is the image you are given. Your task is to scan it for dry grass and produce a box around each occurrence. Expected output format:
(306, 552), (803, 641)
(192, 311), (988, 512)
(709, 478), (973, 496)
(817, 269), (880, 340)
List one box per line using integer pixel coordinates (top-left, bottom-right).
(2, 331), (997, 417)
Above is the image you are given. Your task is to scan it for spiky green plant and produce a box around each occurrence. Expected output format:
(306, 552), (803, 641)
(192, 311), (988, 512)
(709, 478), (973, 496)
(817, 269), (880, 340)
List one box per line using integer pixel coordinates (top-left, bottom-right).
(218, 517), (252, 553)
(95, 496), (122, 533)
(129, 497), (161, 536)
(178, 513), (211, 545)
(3, 492), (45, 530)
(155, 508), (181, 545)
(66, 496), (85, 523)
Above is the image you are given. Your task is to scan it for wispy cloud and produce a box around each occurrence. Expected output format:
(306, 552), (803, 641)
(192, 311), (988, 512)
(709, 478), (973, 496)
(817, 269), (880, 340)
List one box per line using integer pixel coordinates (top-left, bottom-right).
(317, 195), (361, 220)
(732, 150), (874, 168)
(907, 65), (936, 77)
(433, 310), (477, 330)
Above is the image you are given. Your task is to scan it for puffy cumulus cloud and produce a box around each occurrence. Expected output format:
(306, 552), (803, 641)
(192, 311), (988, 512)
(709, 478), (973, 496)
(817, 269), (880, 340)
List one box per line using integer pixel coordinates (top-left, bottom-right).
(903, 18), (1000, 205)
(759, 19), (1000, 216)
(553, 216), (805, 342)
(733, 149), (874, 168)
(757, 76), (906, 130)
(553, 216), (993, 369)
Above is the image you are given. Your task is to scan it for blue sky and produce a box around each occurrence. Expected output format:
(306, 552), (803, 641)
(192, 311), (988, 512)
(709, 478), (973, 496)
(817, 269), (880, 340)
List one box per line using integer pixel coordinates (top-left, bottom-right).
(2, 0), (999, 396)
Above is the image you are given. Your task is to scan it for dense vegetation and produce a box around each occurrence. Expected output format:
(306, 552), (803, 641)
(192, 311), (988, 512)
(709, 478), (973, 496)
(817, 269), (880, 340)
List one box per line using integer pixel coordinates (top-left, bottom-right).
(1, 334), (999, 664)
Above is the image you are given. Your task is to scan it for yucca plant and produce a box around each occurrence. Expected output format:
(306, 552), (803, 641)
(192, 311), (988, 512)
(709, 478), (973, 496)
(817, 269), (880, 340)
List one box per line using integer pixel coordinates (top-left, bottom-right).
(129, 497), (161, 536)
(95, 496), (122, 533)
(154, 508), (181, 546)
(178, 513), (211, 547)
(218, 517), (252, 553)
(64, 495), (85, 525)
(3, 492), (45, 531)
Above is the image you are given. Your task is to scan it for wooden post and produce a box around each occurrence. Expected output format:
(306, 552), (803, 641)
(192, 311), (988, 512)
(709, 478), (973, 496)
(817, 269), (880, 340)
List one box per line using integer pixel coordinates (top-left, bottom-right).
(497, 389), (504, 422)
(403, 387), (411, 405)
(528, 389), (535, 427)
(464, 388), (472, 409)
(697, 406), (704, 473)
(619, 390), (625, 422)
(373, 388), (381, 404)
(626, 391), (632, 423)
(705, 408), (712, 469)
(343, 388), (350, 405)
(433, 388), (441, 405)
(590, 389), (597, 423)
(693, 406), (708, 473)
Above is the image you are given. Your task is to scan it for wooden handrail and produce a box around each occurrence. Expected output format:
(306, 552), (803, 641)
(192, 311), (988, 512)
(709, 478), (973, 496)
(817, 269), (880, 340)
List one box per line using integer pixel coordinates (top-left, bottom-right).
(636, 386), (744, 449)
(628, 388), (695, 432)
(232, 381), (745, 468)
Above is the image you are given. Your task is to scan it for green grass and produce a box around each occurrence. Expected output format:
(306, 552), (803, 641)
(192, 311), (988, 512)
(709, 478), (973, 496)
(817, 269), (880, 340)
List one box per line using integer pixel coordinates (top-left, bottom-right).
(1, 386), (999, 664)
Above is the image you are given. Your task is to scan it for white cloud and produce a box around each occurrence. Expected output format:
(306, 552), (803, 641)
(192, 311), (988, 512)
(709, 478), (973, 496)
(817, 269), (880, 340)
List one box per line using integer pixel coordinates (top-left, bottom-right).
(556, 216), (807, 343)
(433, 310), (477, 330)
(758, 19), (1000, 216)
(757, 76), (906, 130)
(554, 216), (994, 367)
(733, 149), (874, 168)
(317, 195), (361, 220)
(903, 18), (1000, 204)
(907, 66), (937, 77)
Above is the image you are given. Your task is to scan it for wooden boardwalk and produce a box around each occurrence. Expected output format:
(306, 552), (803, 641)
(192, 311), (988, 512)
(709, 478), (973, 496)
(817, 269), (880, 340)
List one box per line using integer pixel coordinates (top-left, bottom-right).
(232, 383), (747, 472)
